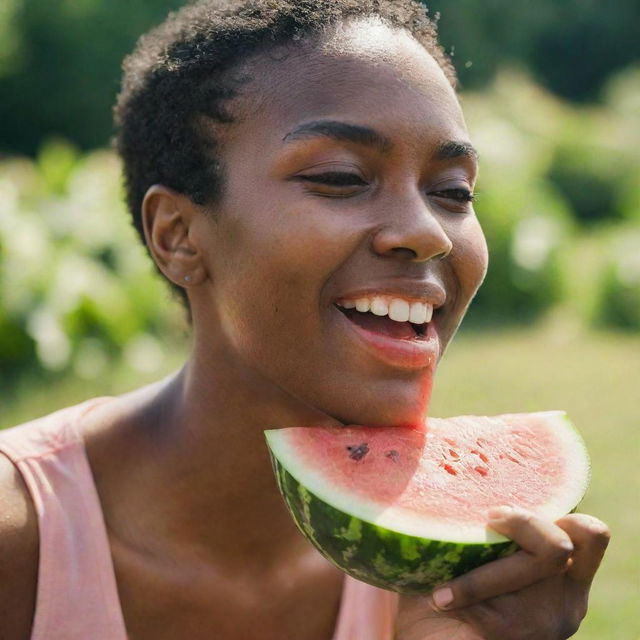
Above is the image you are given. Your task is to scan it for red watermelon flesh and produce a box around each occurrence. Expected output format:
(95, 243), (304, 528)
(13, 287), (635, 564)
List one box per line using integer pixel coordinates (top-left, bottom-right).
(280, 413), (584, 540)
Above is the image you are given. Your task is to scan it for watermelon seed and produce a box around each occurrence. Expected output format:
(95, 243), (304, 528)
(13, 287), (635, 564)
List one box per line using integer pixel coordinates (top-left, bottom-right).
(448, 449), (460, 460)
(385, 449), (400, 462)
(441, 463), (458, 476)
(475, 466), (489, 477)
(471, 449), (489, 463)
(346, 443), (369, 461)
(505, 454), (522, 465)
(514, 446), (532, 458)
(444, 438), (458, 447)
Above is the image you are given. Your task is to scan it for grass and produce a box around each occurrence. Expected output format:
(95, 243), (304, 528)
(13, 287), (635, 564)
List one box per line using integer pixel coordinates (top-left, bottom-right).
(1, 320), (638, 639)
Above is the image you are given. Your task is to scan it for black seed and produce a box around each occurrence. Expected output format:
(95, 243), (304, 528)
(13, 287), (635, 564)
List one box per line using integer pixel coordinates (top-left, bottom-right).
(385, 449), (399, 462)
(346, 443), (369, 461)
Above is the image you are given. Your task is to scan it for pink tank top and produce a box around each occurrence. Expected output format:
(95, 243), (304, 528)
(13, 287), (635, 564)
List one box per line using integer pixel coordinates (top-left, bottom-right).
(0, 400), (398, 639)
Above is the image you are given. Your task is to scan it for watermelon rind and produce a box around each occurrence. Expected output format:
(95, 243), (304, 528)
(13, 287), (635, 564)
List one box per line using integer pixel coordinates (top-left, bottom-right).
(265, 411), (590, 594)
(273, 458), (517, 593)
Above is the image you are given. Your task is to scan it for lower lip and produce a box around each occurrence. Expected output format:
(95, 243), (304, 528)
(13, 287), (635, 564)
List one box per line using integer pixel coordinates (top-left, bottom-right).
(335, 308), (440, 370)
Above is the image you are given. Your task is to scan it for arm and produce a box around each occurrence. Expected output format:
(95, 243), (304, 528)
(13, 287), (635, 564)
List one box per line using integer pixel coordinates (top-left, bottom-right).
(0, 454), (39, 640)
(396, 508), (610, 640)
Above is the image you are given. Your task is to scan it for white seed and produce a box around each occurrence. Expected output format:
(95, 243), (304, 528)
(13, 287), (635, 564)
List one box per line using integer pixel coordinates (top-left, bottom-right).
(370, 297), (388, 316)
(355, 298), (370, 312)
(388, 299), (410, 322)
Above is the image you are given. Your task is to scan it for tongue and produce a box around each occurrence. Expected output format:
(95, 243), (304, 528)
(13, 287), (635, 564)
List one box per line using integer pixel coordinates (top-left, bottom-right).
(342, 308), (417, 340)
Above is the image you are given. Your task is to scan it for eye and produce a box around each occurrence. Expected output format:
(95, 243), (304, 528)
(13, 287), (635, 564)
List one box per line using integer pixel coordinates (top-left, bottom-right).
(429, 187), (475, 204)
(297, 172), (368, 187)
(291, 171), (369, 198)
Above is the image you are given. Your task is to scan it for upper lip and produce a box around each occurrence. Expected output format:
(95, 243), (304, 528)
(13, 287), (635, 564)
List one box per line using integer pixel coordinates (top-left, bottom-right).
(333, 281), (447, 308)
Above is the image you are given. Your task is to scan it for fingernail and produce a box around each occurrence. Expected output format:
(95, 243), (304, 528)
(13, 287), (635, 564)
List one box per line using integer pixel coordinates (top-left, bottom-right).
(587, 518), (608, 536)
(560, 539), (574, 552)
(432, 587), (454, 610)
(488, 505), (513, 519)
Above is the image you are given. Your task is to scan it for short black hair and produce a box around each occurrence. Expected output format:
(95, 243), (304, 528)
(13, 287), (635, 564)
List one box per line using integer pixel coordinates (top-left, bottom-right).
(114, 0), (455, 302)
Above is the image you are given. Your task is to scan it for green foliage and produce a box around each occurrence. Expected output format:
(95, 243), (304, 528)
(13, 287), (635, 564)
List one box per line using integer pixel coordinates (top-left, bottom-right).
(1, 1), (639, 154)
(37, 138), (81, 195)
(604, 67), (640, 224)
(461, 71), (574, 322)
(0, 0), (184, 155)
(0, 0), (22, 75)
(471, 177), (570, 322)
(426, 0), (640, 102)
(459, 69), (640, 325)
(544, 68), (640, 227)
(0, 146), (184, 383)
(548, 142), (620, 226)
(591, 228), (640, 331)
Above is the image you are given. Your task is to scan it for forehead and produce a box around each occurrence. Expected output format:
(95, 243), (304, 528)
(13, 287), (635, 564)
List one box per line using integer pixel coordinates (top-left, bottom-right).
(222, 19), (467, 151)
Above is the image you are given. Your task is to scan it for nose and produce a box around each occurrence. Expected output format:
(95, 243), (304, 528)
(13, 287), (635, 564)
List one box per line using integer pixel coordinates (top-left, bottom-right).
(370, 193), (453, 262)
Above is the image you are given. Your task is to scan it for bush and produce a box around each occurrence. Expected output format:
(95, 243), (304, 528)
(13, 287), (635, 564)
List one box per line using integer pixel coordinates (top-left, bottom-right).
(547, 141), (621, 226)
(0, 144), (183, 384)
(469, 175), (572, 323)
(546, 118), (639, 227)
(545, 67), (640, 227)
(591, 228), (640, 331)
(462, 73), (574, 323)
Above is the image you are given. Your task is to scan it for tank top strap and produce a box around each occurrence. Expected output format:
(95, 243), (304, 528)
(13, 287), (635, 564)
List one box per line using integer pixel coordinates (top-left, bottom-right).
(0, 399), (128, 640)
(332, 575), (398, 640)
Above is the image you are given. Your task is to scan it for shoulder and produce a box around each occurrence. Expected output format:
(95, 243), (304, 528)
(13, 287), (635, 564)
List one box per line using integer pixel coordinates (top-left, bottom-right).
(0, 452), (39, 640)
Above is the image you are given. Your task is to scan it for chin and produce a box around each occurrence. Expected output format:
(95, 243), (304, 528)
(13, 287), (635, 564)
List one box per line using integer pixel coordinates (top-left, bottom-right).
(330, 376), (433, 429)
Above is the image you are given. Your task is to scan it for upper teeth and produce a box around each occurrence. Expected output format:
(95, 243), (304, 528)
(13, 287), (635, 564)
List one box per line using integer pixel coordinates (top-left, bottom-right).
(338, 296), (434, 324)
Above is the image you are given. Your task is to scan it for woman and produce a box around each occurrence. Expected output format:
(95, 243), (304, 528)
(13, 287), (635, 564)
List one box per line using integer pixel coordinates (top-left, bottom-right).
(0, 1), (609, 638)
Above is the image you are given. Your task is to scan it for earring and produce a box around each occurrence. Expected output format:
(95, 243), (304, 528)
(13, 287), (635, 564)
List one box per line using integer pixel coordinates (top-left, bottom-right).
(184, 275), (192, 283)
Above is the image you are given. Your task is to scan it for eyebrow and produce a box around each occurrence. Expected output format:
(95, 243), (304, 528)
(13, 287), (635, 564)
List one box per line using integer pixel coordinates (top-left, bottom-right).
(282, 119), (478, 162)
(283, 120), (392, 154)
(435, 140), (479, 161)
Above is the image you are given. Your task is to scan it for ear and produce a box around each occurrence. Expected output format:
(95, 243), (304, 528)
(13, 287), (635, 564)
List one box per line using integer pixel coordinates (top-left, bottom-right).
(141, 185), (209, 288)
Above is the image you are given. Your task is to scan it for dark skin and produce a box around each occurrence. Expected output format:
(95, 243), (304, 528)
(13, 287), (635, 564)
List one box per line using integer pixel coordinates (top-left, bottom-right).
(0, 20), (609, 639)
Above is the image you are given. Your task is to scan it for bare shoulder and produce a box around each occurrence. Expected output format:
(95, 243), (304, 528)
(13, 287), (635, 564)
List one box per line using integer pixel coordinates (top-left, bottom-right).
(0, 452), (39, 640)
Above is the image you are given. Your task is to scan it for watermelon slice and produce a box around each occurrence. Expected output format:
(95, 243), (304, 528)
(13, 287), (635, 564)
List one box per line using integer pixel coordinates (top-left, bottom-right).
(265, 412), (589, 593)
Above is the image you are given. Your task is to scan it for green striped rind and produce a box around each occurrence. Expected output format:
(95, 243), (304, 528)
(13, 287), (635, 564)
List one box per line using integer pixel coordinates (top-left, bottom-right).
(272, 456), (517, 594)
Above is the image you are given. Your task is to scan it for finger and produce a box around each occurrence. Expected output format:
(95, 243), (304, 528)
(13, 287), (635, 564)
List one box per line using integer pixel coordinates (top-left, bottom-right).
(555, 513), (611, 584)
(430, 506), (573, 611)
(486, 506), (574, 560)
(430, 548), (563, 612)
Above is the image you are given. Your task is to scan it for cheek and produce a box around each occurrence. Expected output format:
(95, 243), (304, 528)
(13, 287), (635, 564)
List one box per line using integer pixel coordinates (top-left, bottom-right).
(453, 216), (489, 295)
(211, 204), (355, 350)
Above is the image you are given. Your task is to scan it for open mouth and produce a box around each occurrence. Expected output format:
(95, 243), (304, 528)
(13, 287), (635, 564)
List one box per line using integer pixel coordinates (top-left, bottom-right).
(334, 305), (429, 341)
(333, 296), (439, 369)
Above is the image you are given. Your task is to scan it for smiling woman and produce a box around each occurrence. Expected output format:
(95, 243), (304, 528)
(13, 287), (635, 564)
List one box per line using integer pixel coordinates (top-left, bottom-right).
(0, 1), (609, 639)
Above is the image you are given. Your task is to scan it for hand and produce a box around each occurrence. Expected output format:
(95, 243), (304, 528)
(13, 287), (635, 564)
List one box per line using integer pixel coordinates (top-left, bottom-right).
(396, 508), (610, 640)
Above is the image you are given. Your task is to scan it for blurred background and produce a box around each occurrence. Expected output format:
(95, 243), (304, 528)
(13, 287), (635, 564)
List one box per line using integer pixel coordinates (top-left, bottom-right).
(0, 1), (638, 637)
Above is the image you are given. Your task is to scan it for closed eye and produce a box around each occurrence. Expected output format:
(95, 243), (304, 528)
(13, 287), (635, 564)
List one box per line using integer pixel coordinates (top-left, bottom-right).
(297, 172), (367, 187)
(430, 188), (475, 203)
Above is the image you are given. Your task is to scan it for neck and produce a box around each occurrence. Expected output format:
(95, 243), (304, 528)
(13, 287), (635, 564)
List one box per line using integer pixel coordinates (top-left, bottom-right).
(89, 341), (342, 576)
